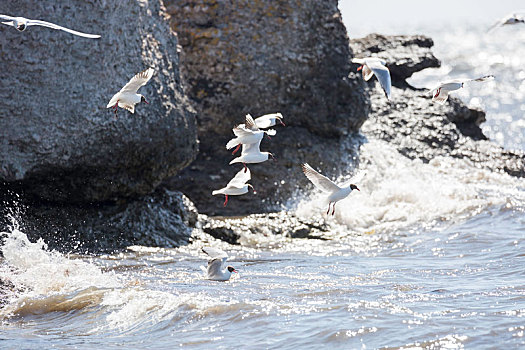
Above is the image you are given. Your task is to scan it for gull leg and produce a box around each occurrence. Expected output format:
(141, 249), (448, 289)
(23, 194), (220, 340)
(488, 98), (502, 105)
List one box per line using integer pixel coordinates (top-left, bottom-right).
(232, 144), (241, 155)
(326, 202), (331, 215)
(223, 195), (228, 207)
(243, 163), (247, 173)
(113, 100), (119, 119)
(332, 203), (336, 216)
(434, 88), (441, 99)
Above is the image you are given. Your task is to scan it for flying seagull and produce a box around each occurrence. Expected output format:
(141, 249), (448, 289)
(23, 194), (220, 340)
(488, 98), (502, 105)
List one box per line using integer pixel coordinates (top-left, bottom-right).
(227, 114), (276, 155)
(0, 14), (100, 39)
(201, 247), (238, 281)
(212, 167), (256, 207)
(107, 68), (154, 117)
(352, 57), (392, 100)
(428, 75), (494, 105)
(302, 163), (360, 216)
(488, 12), (525, 32)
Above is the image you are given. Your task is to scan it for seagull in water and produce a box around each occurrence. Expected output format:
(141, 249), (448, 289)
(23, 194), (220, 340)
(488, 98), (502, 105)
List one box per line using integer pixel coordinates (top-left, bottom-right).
(201, 247), (238, 281)
(212, 167), (256, 206)
(302, 163), (360, 216)
(488, 12), (525, 32)
(352, 57), (391, 100)
(428, 75), (494, 105)
(0, 14), (101, 39)
(107, 68), (154, 117)
(226, 114), (276, 155)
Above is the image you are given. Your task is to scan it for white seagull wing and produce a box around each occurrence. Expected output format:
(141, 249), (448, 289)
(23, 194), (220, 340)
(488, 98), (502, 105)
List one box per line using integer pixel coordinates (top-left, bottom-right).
(119, 68), (155, 94)
(0, 14), (17, 23)
(232, 125), (258, 138)
(254, 113), (283, 129)
(367, 59), (392, 99)
(202, 247), (228, 261)
(463, 75), (495, 84)
(227, 167), (251, 188)
(302, 163), (340, 193)
(244, 114), (259, 131)
(26, 19), (101, 38)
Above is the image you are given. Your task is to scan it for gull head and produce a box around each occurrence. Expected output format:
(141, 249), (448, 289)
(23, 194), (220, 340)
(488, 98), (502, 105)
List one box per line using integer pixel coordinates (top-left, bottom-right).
(350, 184), (360, 191)
(16, 22), (26, 31)
(140, 95), (149, 104)
(227, 266), (238, 273)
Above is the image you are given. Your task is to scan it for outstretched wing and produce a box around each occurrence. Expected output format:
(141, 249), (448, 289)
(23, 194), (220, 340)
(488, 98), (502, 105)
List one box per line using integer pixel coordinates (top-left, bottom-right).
(119, 68), (155, 94)
(367, 59), (391, 99)
(26, 19), (101, 38)
(232, 125), (258, 138)
(244, 114), (259, 131)
(227, 167), (251, 188)
(464, 75), (494, 83)
(302, 163), (340, 193)
(0, 14), (17, 23)
(202, 247), (228, 261)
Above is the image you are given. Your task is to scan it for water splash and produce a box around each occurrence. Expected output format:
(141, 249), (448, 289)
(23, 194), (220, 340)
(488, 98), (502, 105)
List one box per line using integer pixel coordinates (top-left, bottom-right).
(296, 139), (525, 235)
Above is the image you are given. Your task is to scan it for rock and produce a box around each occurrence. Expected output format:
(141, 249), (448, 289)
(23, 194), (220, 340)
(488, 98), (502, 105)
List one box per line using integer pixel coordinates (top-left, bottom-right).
(350, 34), (440, 81)
(201, 211), (331, 244)
(0, 189), (198, 253)
(0, 0), (197, 203)
(163, 0), (368, 215)
(351, 35), (525, 177)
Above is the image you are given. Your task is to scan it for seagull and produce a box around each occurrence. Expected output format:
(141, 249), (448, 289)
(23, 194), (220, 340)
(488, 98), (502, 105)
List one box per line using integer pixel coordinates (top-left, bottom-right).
(352, 57), (391, 100)
(249, 113), (285, 129)
(230, 136), (275, 172)
(428, 75), (494, 105)
(0, 14), (101, 39)
(226, 114), (276, 155)
(201, 247), (238, 281)
(107, 68), (154, 117)
(488, 12), (525, 32)
(302, 163), (360, 216)
(212, 167), (256, 206)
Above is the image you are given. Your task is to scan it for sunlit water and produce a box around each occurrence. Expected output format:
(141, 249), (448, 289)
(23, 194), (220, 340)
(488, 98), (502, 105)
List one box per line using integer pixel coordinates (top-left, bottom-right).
(1, 24), (525, 349)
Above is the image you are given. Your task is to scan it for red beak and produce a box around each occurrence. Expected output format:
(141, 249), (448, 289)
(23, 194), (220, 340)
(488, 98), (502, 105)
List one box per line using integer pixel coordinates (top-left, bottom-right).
(280, 120), (286, 126)
(143, 99), (149, 104)
(357, 65), (363, 71)
(233, 269), (238, 273)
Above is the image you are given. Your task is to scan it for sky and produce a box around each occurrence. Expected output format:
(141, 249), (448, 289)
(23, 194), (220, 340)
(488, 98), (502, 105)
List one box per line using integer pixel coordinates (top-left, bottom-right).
(339, 0), (525, 37)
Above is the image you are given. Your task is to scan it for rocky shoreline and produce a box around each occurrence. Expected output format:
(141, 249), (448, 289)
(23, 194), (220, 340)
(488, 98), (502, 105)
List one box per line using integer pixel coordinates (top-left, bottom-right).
(0, 0), (523, 253)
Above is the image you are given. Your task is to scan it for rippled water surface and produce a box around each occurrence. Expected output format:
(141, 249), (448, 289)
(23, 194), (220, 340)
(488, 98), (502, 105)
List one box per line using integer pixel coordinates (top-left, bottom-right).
(1, 23), (525, 349)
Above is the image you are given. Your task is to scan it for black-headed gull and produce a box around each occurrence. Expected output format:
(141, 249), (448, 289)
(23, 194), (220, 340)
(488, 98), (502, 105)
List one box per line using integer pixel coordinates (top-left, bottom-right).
(107, 68), (154, 117)
(201, 247), (238, 281)
(302, 163), (360, 216)
(250, 113), (285, 129)
(230, 136), (275, 172)
(428, 75), (494, 105)
(488, 12), (525, 32)
(0, 14), (101, 39)
(227, 114), (276, 155)
(212, 167), (256, 206)
(352, 57), (391, 100)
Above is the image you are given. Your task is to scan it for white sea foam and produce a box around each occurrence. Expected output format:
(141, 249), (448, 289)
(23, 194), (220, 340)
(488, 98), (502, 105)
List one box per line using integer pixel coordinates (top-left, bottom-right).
(295, 139), (525, 235)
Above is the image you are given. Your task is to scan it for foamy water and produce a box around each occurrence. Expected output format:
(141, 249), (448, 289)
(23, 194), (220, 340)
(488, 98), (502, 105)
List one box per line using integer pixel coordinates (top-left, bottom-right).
(1, 24), (525, 349)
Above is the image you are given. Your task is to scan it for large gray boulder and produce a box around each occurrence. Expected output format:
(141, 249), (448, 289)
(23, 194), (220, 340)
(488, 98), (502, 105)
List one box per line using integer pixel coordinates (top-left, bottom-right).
(0, 0), (197, 203)
(164, 0), (368, 215)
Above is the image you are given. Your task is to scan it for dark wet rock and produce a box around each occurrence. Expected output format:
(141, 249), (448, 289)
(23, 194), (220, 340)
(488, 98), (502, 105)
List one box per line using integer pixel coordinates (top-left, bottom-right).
(163, 0), (368, 215)
(0, 189), (198, 253)
(351, 35), (525, 177)
(350, 34), (440, 81)
(201, 212), (331, 244)
(0, 0), (197, 203)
